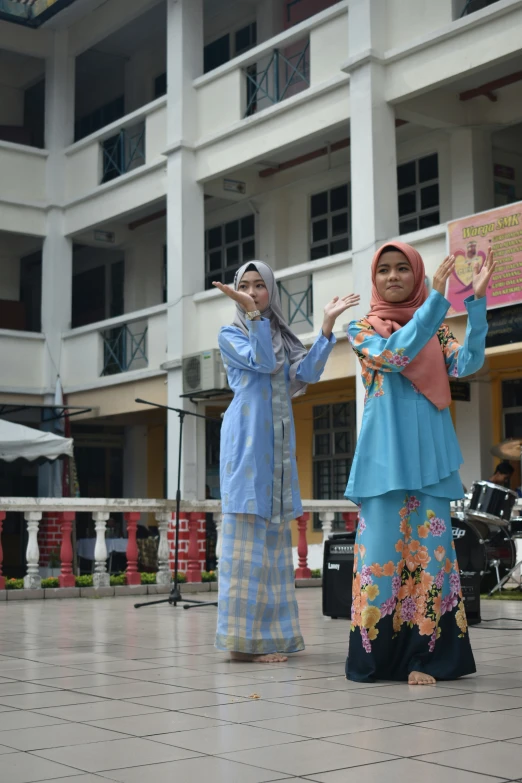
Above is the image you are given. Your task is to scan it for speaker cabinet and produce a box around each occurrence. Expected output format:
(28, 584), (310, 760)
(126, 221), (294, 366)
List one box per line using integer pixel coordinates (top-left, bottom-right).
(322, 534), (355, 619)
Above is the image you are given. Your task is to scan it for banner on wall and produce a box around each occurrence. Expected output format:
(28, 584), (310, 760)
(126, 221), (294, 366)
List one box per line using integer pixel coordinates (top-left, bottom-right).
(446, 202), (522, 316)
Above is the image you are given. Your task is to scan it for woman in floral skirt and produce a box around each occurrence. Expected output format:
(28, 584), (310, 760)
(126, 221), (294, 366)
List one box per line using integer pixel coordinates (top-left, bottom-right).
(345, 241), (495, 684)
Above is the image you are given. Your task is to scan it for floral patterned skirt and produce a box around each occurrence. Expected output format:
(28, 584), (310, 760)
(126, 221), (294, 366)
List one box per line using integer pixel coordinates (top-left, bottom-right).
(346, 490), (476, 683)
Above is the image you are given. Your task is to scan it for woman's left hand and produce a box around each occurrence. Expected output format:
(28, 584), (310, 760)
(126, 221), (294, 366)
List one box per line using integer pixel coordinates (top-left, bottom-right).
(322, 293), (360, 337)
(472, 246), (496, 299)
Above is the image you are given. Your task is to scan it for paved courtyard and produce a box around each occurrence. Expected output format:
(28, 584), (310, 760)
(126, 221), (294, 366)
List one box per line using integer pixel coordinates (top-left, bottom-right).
(1, 591), (522, 782)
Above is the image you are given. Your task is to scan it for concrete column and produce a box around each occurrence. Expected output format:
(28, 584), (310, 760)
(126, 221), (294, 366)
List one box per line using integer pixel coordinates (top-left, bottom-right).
(39, 32), (75, 497)
(450, 128), (494, 219)
(257, 0), (281, 42)
(123, 426), (148, 501)
(345, 0), (398, 432)
(42, 31), (75, 391)
(165, 0), (205, 500)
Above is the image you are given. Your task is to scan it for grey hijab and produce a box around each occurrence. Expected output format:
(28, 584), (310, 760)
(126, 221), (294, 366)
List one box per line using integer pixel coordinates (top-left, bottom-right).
(232, 260), (308, 397)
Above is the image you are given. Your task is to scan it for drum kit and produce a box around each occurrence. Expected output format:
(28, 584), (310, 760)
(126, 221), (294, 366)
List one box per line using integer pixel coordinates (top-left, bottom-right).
(452, 437), (522, 597)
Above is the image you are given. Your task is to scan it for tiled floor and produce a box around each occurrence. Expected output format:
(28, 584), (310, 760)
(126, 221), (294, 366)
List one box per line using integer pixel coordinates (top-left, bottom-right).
(1, 591), (522, 782)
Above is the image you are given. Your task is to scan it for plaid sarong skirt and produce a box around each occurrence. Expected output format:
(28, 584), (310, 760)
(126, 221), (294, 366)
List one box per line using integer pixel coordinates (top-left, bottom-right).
(215, 514), (304, 654)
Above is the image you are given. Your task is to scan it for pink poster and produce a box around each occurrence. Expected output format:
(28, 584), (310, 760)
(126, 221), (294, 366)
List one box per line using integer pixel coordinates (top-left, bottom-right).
(446, 203), (522, 316)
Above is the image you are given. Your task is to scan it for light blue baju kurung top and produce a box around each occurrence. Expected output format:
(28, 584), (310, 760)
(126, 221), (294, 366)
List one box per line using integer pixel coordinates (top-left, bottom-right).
(345, 290), (488, 504)
(219, 318), (335, 523)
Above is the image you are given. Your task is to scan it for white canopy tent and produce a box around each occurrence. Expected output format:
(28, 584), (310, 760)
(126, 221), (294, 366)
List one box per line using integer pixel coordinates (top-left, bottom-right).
(0, 420), (73, 463)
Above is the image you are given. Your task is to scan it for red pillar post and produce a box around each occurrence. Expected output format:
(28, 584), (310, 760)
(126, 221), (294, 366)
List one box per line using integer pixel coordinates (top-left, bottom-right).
(343, 511), (358, 533)
(125, 512), (141, 586)
(186, 512), (203, 583)
(0, 512), (5, 590)
(295, 512), (312, 579)
(59, 512), (76, 588)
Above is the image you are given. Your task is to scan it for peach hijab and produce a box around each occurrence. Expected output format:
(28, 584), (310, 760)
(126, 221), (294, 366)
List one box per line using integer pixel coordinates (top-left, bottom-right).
(366, 241), (451, 411)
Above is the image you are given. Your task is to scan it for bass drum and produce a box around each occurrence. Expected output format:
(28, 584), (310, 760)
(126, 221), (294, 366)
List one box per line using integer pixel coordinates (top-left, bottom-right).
(451, 517), (516, 592)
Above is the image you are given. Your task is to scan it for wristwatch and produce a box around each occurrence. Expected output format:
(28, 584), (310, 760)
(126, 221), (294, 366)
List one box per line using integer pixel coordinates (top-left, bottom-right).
(245, 310), (261, 320)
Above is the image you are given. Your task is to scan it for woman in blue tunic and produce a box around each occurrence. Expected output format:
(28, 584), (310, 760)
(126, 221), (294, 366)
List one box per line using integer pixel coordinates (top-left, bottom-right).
(213, 261), (359, 663)
(345, 241), (495, 684)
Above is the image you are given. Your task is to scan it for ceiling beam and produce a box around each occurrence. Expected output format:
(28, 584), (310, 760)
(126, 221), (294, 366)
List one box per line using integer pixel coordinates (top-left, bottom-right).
(259, 120), (408, 178)
(460, 70), (522, 102)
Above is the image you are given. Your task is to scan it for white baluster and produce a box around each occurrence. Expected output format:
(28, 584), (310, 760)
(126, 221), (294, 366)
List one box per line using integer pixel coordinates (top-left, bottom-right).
(155, 511), (171, 585)
(24, 512), (42, 589)
(93, 512), (110, 588)
(320, 511), (335, 547)
(215, 512), (223, 563)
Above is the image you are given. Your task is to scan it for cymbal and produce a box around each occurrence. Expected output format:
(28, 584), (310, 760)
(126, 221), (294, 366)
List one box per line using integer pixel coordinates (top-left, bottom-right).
(491, 438), (522, 460)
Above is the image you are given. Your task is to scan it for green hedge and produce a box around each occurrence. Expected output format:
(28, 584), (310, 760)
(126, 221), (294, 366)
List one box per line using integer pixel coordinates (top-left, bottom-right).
(4, 571), (190, 589)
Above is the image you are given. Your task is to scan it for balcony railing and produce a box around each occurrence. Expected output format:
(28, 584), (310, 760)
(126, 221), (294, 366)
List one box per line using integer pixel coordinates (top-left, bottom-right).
(101, 122), (145, 184)
(65, 97), (166, 204)
(245, 39), (310, 117)
(278, 274), (313, 330)
(193, 2), (348, 141)
(61, 304), (167, 389)
(102, 322), (148, 376)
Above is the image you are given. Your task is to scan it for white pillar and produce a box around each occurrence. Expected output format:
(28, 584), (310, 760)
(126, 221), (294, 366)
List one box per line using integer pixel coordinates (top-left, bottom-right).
(345, 0), (398, 433)
(214, 512), (223, 562)
(155, 511), (171, 585)
(93, 512), (110, 588)
(450, 128), (494, 219)
(320, 511), (335, 546)
(42, 31), (75, 392)
(165, 0), (205, 500)
(24, 512), (42, 589)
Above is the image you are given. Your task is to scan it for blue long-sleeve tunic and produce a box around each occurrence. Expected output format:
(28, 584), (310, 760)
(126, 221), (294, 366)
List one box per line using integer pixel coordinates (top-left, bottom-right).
(219, 318), (335, 523)
(345, 291), (488, 504)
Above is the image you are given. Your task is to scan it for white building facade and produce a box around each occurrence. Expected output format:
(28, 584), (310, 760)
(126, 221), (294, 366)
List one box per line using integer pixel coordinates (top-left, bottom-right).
(1, 0), (522, 553)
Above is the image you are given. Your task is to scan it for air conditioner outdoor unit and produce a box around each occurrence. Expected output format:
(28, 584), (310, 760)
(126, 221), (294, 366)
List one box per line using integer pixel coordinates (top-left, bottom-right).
(182, 349), (229, 396)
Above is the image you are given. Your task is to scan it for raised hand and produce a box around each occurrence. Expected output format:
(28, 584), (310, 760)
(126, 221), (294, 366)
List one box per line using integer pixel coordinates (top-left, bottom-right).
(212, 281), (256, 313)
(432, 255), (456, 296)
(473, 246), (496, 299)
(322, 293), (361, 338)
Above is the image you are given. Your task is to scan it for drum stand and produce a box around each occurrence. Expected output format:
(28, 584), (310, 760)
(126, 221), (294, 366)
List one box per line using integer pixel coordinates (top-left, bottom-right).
(488, 541), (522, 596)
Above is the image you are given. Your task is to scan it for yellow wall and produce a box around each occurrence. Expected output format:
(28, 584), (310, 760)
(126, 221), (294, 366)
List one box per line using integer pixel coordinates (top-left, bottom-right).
(67, 376), (167, 421)
(291, 377), (356, 546)
(487, 348), (522, 489)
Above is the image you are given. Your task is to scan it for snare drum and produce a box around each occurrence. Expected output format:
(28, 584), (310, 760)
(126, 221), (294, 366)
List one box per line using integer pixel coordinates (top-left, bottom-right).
(467, 481), (518, 527)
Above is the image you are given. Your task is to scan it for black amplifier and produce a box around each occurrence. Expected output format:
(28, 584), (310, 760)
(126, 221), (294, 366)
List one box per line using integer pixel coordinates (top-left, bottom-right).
(322, 533), (355, 619)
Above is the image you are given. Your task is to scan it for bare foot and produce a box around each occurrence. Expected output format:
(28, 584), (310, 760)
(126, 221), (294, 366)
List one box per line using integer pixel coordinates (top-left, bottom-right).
(230, 652), (288, 663)
(408, 670), (436, 685)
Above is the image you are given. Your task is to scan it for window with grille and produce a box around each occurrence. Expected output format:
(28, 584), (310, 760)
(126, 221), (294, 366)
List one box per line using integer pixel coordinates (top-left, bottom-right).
(205, 215), (256, 289)
(309, 184), (350, 260)
(312, 402), (356, 530)
(397, 153), (440, 235)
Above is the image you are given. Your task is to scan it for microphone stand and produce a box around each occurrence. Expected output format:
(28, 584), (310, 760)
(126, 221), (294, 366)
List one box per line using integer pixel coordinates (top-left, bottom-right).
(133, 398), (219, 611)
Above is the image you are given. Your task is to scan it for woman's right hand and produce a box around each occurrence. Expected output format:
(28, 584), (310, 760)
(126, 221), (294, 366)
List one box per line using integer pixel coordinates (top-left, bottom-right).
(212, 281), (257, 313)
(432, 255), (455, 296)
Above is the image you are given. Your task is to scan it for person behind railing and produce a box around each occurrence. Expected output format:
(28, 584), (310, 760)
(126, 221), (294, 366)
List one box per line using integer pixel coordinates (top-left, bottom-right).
(344, 242), (494, 686)
(213, 260), (359, 663)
